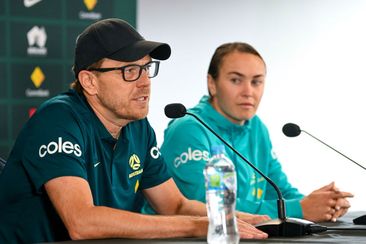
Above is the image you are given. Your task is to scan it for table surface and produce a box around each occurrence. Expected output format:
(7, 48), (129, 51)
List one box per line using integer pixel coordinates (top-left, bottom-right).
(44, 211), (366, 244)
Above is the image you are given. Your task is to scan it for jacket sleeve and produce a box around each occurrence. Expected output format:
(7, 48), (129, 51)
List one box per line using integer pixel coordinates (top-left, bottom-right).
(260, 128), (304, 218)
(264, 155), (305, 218)
(235, 155), (304, 218)
(236, 197), (303, 219)
(160, 117), (212, 203)
(235, 119), (305, 219)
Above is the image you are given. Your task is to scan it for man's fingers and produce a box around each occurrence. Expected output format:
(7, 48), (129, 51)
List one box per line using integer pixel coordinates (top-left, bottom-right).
(248, 215), (271, 225)
(237, 220), (268, 239)
(236, 212), (270, 225)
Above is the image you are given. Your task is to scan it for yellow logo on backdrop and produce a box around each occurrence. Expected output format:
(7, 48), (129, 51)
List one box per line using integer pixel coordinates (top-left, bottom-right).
(30, 66), (45, 88)
(84, 0), (97, 11)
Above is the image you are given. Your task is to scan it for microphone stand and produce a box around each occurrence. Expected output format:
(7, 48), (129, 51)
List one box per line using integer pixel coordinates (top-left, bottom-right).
(186, 112), (325, 237)
(283, 123), (366, 225)
(301, 130), (366, 171)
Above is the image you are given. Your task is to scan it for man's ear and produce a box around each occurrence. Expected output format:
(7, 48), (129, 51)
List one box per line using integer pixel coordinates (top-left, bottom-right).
(207, 74), (217, 97)
(78, 70), (98, 96)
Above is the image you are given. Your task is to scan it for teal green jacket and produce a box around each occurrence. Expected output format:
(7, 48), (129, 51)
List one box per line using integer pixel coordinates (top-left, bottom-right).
(160, 96), (304, 219)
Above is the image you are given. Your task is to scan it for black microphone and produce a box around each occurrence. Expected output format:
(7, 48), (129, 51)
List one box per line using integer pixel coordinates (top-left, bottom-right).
(165, 103), (327, 237)
(165, 103), (187, 118)
(282, 122), (366, 225)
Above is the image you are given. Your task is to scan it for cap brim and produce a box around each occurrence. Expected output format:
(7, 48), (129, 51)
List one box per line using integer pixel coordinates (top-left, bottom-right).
(108, 40), (171, 62)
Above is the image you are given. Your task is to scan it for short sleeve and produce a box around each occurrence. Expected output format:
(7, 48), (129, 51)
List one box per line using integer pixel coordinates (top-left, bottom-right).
(22, 102), (87, 192)
(161, 117), (212, 202)
(139, 121), (171, 190)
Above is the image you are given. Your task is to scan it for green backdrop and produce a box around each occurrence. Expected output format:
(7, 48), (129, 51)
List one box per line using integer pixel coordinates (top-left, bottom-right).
(0, 0), (137, 159)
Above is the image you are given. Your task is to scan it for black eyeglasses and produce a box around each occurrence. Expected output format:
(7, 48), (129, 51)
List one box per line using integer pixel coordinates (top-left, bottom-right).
(88, 61), (160, 82)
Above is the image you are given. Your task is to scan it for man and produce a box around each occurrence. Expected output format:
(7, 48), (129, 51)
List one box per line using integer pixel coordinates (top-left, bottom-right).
(0, 20), (268, 242)
(155, 42), (353, 223)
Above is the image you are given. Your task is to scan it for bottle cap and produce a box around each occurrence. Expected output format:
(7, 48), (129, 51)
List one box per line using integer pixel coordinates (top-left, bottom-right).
(210, 145), (225, 155)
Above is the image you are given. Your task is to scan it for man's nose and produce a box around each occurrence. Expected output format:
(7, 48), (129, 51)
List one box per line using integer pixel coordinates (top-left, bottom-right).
(136, 70), (151, 87)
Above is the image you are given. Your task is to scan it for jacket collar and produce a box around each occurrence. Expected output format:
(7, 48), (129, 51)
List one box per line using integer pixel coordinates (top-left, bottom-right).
(190, 95), (252, 134)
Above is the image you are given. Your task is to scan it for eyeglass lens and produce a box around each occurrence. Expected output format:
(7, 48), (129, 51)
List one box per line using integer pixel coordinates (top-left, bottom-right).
(123, 61), (159, 81)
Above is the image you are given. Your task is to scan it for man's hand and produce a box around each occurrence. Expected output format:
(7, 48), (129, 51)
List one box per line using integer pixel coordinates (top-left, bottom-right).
(236, 211), (270, 225)
(301, 182), (353, 222)
(236, 218), (268, 239)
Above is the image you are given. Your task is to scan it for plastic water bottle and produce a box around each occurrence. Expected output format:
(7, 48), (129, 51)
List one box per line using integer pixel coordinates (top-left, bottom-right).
(204, 145), (239, 244)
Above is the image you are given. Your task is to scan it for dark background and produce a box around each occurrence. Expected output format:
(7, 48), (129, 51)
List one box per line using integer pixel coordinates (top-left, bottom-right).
(0, 0), (137, 159)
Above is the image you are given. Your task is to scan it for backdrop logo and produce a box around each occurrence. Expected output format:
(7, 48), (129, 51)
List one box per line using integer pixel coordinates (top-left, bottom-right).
(27, 26), (47, 56)
(30, 66), (44, 88)
(24, 0), (42, 8)
(79, 0), (101, 20)
(26, 66), (49, 98)
(84, 0), (97, 10)
(28, 107), (37, 118)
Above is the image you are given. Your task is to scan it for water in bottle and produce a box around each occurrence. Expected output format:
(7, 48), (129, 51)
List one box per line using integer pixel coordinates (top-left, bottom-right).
(204, 145), (239, 244)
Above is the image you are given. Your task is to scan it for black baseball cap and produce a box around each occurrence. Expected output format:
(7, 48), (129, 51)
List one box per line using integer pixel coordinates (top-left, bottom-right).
(73, 18), (171, 78)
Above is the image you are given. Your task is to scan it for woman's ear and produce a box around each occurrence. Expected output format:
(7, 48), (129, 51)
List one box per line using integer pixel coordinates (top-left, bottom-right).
(78, 70), (98, 96)
(207, 74), (217, 97)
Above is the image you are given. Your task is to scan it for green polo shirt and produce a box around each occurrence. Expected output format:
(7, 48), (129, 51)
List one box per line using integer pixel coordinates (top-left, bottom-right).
(0, 89), (170, 243)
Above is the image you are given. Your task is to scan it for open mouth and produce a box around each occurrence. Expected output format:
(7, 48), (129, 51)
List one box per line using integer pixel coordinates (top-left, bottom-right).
(136, 96), (148, 101)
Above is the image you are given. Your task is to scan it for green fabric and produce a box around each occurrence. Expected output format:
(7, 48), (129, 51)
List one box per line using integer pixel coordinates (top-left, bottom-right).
(0, 89), (170, 243)
(143, 95), (304, 219)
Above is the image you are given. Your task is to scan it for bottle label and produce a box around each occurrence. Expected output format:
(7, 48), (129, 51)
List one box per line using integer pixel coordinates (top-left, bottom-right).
(207, 172), (235, 189)
(208, 174), (221, 189)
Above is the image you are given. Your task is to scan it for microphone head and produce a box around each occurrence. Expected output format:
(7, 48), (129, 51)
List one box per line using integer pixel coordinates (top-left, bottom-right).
(164, 103), (187, 118)
(282, 123), (301, 137)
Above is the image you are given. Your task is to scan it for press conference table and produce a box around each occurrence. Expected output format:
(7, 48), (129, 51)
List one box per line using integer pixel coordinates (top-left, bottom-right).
(46, 211), (366, 244)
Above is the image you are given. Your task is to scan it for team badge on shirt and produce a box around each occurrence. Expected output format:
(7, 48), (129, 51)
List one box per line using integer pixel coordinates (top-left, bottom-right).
(129, 154), (141, 170)
(128, 154), (143, 178)
(250, 173), (265, 200)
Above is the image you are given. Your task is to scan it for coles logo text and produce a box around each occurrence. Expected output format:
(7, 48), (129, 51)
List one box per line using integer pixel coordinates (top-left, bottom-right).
(39, 137), (82, 158)
(174, 147), (209, 168)
(150, 146), (161, 159)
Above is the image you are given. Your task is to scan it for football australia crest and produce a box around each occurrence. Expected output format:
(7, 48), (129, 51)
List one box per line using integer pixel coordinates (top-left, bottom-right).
(128, 154), (143, 178)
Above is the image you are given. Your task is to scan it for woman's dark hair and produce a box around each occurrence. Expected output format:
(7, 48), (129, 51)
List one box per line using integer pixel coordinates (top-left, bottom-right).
(208, 42), (265, 80)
